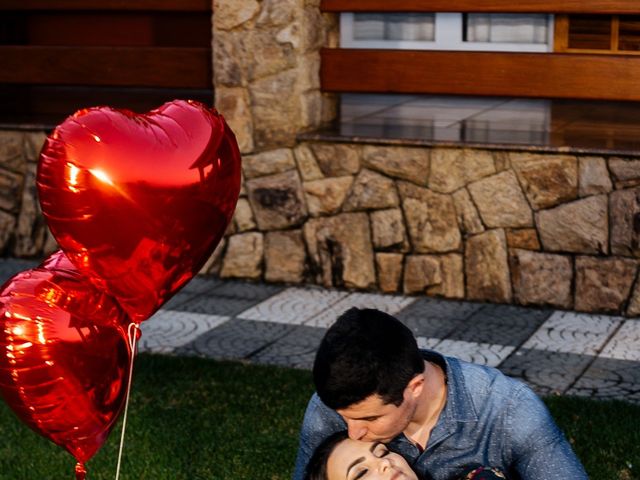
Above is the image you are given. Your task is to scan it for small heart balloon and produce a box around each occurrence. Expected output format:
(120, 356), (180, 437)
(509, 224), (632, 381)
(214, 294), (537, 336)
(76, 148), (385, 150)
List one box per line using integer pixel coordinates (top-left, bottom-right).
(0, 251), (132, 476)
(37, 100), (242, 322)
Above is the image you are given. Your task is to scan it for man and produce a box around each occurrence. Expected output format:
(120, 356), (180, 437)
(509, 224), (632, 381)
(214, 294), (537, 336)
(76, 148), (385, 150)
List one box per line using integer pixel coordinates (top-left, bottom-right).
(292, 308), (587, 480)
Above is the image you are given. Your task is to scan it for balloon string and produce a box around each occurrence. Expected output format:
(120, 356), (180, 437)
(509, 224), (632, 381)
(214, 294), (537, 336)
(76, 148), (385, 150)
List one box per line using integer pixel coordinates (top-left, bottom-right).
(115, 323), (139, 480)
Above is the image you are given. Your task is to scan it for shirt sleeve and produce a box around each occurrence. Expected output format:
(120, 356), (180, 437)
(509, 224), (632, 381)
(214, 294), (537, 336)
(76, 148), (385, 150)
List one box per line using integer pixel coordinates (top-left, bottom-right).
(506, 383), (588, 480)
(292, 393), (346, 480)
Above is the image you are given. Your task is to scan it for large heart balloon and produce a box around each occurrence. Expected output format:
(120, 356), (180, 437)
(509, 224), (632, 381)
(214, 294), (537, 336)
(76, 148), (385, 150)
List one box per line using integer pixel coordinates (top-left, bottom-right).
(37, 100), (242, 322)
(0, 251), (132, 474)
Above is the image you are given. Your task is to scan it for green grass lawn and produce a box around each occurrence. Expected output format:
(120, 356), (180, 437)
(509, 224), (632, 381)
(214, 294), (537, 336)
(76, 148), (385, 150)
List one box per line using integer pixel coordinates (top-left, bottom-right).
(0, 354), (638, 479)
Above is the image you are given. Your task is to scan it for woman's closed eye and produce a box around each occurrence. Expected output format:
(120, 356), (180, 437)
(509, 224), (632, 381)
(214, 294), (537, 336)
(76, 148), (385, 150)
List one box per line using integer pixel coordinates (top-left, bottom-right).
(352, 467), (369, 480)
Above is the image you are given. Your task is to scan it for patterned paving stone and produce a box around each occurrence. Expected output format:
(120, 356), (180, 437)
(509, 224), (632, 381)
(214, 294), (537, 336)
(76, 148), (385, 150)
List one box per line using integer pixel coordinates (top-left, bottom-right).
(250, 325), (327, 370)
(397, 297), (482, 338)
(162, 290), (203, 310)
(237, 287), (348, 325)
(180, 276), (223, 294)
(417, 337), (441, 349)
(522, 311), (623, 355)
(139, 310), (229, 354)
(432, 339), (515, 368)
(207, 280), (284, 300)
(0, 258), (39, 285)
(175, 295), (261, 317)
(175, 319), (295, 360)
(499, 348), (593, 396)
(599, 319), (640, 361)
(306, 292), (415, 328)
(567, 357), (640, 403)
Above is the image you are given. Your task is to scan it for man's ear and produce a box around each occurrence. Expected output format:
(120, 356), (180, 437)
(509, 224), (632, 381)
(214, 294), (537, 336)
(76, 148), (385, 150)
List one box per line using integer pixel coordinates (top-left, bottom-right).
(406, 373), (425, 399)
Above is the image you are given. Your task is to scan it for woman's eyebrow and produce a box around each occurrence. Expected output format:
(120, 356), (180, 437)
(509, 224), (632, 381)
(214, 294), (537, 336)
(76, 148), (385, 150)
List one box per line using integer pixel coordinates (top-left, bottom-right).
(370, 442), (382, 453)
(346, 456), (365, 477)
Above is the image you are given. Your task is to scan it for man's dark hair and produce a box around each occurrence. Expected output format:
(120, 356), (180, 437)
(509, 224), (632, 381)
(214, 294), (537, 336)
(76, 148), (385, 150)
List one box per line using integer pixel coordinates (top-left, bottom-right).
(304, 431), (349, 480)
(313, 307), (425, 410)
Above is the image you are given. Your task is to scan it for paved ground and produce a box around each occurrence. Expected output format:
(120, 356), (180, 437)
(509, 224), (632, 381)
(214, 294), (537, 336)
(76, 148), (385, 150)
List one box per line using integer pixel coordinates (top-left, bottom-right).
(1, 258), (639, 403)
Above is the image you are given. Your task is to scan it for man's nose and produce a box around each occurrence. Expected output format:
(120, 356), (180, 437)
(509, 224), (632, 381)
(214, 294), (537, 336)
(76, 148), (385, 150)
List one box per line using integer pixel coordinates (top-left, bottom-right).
(346, 420), (367, 440)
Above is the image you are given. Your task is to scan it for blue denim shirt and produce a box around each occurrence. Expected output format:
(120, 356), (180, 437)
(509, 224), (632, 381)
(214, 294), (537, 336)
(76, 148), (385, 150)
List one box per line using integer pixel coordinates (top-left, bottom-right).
(292, 351), (587, 480)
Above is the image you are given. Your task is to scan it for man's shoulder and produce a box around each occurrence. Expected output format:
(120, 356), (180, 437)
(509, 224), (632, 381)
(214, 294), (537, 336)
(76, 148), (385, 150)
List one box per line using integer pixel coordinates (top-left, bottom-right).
(301, 393), (345, 434)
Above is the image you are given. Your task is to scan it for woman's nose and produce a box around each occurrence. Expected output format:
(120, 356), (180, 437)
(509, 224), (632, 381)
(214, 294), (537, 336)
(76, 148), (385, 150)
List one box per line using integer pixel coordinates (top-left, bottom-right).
(378, 456), (391, 472)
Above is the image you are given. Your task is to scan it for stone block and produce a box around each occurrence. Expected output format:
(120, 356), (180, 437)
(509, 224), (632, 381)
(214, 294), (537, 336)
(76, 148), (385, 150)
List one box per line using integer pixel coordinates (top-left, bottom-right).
(0, 131), (25, 173)
(452, 188), (484, 235)
(214, 0), (260, 31)
(370, 208), (409, 251)
(427, 254), (464, 299)
(23, 132), (46, 163)
(242, 148), (296, 179)
(343, 169), (399, 211)
(466, 230), (512, 303)
(403, 255), (442, 294)
(398, 182), (461, 253)
(0, 210), (15, 254)
(609, 157), (640, 189)
(220, 232), (264, 280)
(294, 144), (324, 181)
(265, 230), (306, 283)
(578, 156), (612, 197)
(376, 253), (403, 293)
(0, 168), (23, 213)
(506, 229), (540, 250)
(575, 256), (637, 313)
(468, 171), (533, 228)
(429, 148), (495, 193)
(200, 238), (227, 276)
(13, 163), (47, 257)
(510, 153), (578, 209)
(610, 187), (640, 257)
(233, 198), (257, 232)
(300, 90), (323, 129)
(627, 279), (640, 316)
(213, 30), (244, 87)
(510, 249), (572, 308)
(362, 145), (429, 186)
(310, 143), (360, 176)
(215, 87), (254, 154)
(536, 195), (608, 254)
(247, 170), (308, 230)
(303, 212), (375, 289)
(303, 176), (353, 216)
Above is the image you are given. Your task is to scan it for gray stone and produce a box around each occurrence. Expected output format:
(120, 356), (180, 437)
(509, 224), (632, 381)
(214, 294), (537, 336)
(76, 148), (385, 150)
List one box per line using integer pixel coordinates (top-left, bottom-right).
(536, 195), (608, 254)
(247, 170), (308, 230)
(265, 230), (306, 283)
(452, 188), (484, 235)
(370, 208), (409, 251)
(468, 171), (533, 228)
(215, 87), (254, 154)
(0, 131), (25, 173)
(429, 148), (495, 193)
(510, 153), (578, 209)
(213, 0), (260, 31)
(0, 210), (15, 254)
(506, 228), (540, 250)
(294, 144), (324, 181)
(510, 249), (573, 308)
(403, 255), (442, 294)
(242, 148), (296, 179)
(427, 254), (464, 299)
(303, 176), (353, 216)
(575, 256), (637, 313)
(610, 187), (640, 257)
(362, 145), (430, 186)
(310, 143), (360, 177)
(376, 253), (403, 293)
(303, 212), (375, 289)
(13, 163), (47, 257)
(220, 232), (264, 279)
(233, 198), (256, 232)
(579, 156), (612, 197)
(343, 169), (399, 212)
(466, 230), (512, 303)
(399, 182), (461, 253)
(609, 157), (640, 188)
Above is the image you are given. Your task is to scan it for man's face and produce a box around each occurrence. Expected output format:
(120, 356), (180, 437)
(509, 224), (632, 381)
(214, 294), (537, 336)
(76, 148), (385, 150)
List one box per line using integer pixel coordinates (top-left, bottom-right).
(336, 390), (417, 443)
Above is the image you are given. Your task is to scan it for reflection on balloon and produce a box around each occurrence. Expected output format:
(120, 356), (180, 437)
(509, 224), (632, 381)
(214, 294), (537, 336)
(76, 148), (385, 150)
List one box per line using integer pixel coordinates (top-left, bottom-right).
(37, 100), (242, 322)
(0, 251), (132, 477)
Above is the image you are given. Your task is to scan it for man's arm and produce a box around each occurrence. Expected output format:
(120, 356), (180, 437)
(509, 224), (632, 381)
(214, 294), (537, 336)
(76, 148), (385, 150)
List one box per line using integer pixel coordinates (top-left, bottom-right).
(292, 393), (346, 480)
(506, 384), (588, 480)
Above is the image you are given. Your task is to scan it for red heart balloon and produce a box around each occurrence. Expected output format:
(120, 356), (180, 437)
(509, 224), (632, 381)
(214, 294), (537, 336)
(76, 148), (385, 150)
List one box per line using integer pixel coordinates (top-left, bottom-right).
(0, 251), (131, 471)
(37, 100), (242, 322)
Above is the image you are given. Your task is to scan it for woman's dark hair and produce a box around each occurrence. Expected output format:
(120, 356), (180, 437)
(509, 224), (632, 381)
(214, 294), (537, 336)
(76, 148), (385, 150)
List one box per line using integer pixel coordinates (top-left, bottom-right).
(304, 431), (349, 480)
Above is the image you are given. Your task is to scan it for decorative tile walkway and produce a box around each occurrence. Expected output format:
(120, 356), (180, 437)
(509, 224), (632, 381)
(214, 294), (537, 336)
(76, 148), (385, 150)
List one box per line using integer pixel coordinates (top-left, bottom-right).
(1, 258), (639, 403)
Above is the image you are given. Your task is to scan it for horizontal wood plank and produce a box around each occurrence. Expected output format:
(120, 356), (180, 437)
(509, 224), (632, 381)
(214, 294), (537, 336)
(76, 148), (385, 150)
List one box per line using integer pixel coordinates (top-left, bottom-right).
(321, 48), (640, 101)
(0, 0), (210, 11)
(0, 46), (211, 89)
(320, 0), (640, 14)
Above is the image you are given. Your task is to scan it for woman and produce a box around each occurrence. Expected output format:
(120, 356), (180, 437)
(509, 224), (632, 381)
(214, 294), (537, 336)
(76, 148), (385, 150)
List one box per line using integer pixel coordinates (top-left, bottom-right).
(304, 431), (506, 480)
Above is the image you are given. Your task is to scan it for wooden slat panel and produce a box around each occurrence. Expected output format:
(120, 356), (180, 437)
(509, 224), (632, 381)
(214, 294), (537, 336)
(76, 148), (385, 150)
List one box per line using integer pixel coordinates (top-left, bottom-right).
(1, 0), (210, 11)
(321, 48), (640, 101)
(0, 46), (211, 88)
(320, 0), (640, 15)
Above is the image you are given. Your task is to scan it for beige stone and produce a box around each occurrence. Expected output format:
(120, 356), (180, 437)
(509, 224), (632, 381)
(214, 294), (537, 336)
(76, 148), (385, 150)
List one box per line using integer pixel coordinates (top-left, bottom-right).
(0, 168), (23, 213)
(399, 182), (461, 253)
(429, 148), (495, 193)
(233, 198), (256, 232)
(300, 90), (323, 129)
(466, 230), (512, 303)
(297, 52), (321, 92)
(506, 229), (540, 250)
(536, 195), (608, 254)
(468, 171), (533, 228)
(376, 253), (404, 293)
(609, 157), (640, 188)
(215, 87), (254, 154)
(610, 187), (640, 257)
(510, 153), (578, 210)
(343, 169), (399, 212)
(214, 0), (260, 31)
(321, 92), (338, 124)
(627, 279), (640, 316)
(213, 31), (245, 87)
(276, 21), (302, 50)
(575, 256), (637, 313)
(493, 151), (511, 172)
(300, 6), (326, 52)
(247, 170), (308, 230)
(0, 210), (15, 253)
(304, 176), (353, 216)
(310, 143), (360, 176)
(199, 238), (227, 276)
(303, 212), (375, 289)
(370, 208), (409, 251)
(294, 144), (324, 181)
(23, 132), (46, 164)
(220, 232), (264, 279)
(42, 229), (58, 257)
(510, 249), (572, 308)
(256, 0), (297, 27)
(13, 163), (47, 257)
(427, 254), (464, 299)
(242, 148), (296, 179)
(0, 131), (25, 173)
(362, 146), (430, 186)
(265, 230), (306, 283)
(452, 188), (484, 235)
(578, 157), (612, 197)
(403, 255), (442, 294)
